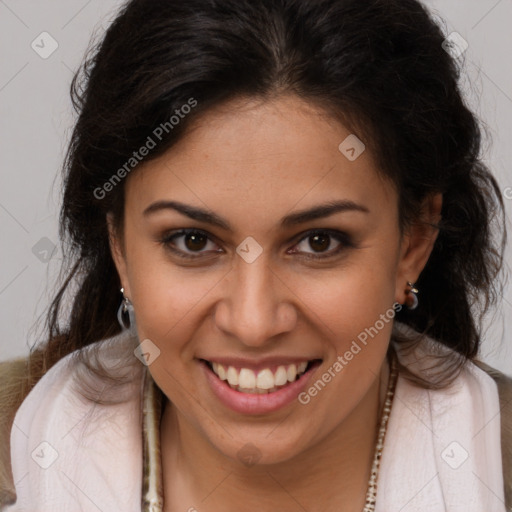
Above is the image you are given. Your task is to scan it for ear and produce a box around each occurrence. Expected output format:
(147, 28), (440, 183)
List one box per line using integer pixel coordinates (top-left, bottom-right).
(395, 193), (442, 304)
(107, 212), (131, 297)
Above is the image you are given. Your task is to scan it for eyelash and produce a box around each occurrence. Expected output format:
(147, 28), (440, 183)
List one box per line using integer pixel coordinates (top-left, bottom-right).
(158, 228), (354, 261)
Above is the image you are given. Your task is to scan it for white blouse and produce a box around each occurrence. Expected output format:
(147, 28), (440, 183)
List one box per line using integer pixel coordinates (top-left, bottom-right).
(5, 324), (506, 511)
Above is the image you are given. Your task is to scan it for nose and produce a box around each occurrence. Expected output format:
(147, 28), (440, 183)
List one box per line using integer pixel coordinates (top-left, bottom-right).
(214, 255), (297, 347)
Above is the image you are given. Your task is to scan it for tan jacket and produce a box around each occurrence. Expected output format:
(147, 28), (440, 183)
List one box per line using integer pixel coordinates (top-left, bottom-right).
(1, 355), (511, 510)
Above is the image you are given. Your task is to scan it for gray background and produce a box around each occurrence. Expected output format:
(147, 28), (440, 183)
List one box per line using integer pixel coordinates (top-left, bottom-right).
(0, 0), (511, 374)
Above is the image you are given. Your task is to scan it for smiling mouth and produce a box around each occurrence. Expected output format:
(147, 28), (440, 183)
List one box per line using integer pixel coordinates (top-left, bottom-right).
(202, 359), (321, 394)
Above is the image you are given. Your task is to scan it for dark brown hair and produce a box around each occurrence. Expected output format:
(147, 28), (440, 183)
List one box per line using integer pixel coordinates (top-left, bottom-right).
(23, 0), (507, 396)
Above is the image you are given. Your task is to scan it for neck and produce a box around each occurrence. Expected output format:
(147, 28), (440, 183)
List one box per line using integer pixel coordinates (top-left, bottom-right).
(161, 356), (391, 512)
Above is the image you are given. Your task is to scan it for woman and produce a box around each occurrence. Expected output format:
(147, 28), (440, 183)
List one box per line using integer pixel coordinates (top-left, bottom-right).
(1, 0), (511, 510)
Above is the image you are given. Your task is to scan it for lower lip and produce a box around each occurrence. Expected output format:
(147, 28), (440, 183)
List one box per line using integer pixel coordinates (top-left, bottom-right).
(201, 360), (321, 415)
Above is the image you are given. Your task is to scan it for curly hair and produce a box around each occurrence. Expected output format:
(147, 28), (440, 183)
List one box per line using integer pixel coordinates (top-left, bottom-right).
(19, 0), (506, 398)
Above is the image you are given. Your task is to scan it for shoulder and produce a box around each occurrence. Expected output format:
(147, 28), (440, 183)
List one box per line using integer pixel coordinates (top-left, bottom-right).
(0, 345), (87, 506)
(473, 360), (512, 511)
(0, 357), (31, 505)
(474, 359), (512, 401)
(1, 330), (145, 509)
(393, 322), (512, 433)
(392, 322), (512, 510)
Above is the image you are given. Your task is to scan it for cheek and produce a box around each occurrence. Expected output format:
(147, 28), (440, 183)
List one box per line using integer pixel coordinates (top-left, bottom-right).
(291, 250), (398, 339)
(121, 235), (204, 348)
(129, 265), (221, 351)
(289, 271), (395, 441)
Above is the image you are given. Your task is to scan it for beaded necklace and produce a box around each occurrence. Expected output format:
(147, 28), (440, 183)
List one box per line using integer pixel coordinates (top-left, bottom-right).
(363, 357), (399, 512)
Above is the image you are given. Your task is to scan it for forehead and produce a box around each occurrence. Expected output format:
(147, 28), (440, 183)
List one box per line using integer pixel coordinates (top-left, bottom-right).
(125, 95), (396, 228)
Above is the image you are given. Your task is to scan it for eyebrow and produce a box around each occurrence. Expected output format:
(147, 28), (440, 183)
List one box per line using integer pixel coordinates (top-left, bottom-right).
(143, 199), (369, 231)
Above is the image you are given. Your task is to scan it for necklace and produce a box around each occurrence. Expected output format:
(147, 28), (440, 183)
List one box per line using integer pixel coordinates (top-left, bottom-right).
(363, 354), (399, 512)
(140, 354), (399, 512)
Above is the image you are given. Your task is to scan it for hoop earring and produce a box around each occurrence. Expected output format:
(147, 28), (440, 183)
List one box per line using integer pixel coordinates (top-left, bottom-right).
(405, 281), (419, 310)
(117, 287), (134, 330)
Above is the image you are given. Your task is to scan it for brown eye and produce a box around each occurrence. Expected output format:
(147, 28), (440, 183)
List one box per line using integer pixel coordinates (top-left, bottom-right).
(308, 234), (331, 252)
(291, 229), (352, 259)
(184, 232), (208, 251)
(160, 229), (222, 259)
(160, 228), (353, 261)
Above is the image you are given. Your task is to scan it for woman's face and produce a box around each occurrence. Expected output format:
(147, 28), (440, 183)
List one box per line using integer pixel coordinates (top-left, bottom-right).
(110, 94), (439, 465)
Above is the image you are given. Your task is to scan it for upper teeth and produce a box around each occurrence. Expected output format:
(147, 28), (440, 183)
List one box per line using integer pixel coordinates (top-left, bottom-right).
(211, 362), (308, 391)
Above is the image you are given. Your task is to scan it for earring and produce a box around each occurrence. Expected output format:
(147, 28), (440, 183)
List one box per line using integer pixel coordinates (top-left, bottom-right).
(405, 281), (419, 310)
(117, 287), (134, 330)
